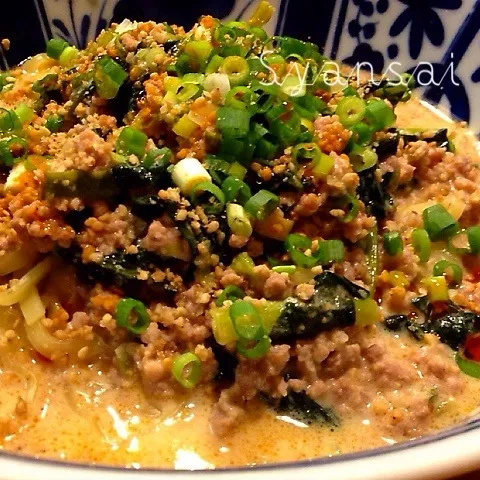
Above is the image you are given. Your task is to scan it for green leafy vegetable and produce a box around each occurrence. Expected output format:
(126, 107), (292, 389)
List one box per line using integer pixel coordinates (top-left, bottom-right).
(270, 272), (369, 341)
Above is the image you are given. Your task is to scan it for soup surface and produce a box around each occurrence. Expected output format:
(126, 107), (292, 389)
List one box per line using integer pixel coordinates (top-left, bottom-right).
(0, 3), (480, 469)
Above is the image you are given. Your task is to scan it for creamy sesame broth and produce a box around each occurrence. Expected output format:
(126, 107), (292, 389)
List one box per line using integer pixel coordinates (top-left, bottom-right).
(0, 1), (480, 469)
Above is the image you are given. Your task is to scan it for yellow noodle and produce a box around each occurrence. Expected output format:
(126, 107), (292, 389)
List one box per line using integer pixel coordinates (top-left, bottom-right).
(19, 286), (45, 326)
(0, 258), (53, 306)
(25, 319), (105, 361)
(24, 320), (84, 360)
(0, 249), (36, 276)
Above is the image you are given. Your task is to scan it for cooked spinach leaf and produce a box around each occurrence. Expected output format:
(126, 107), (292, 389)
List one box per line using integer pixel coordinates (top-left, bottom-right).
(384, 314), (425, 341)
(267, 390), (339, 426)
(56, 245), (182, 300)
(270, 272), (369, 341)
(208, 340), (238, 384)
(111, 162), (171, 191)
(410, 297), (479, 350)
(357, 166), (392, 220)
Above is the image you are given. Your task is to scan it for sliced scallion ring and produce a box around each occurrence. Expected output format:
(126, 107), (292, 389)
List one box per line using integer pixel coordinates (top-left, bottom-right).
(244, 190), (279, 220)
(172, 352), (202, 389)
(335, 96), (366, 127)
(236, 335), (271, 359)
(467, 226), (480, 254)
(221, 176), (252, 204)
(191, 181), (226, 214)
(229, 300), (264, 341)
(216, 285), (245, 307)
(432, 260), (463, 286)
(411, 228), (431, 263)
(285, 233), (317, 268)
(115, 298), (150, 335)
(423, 204), (459, 241)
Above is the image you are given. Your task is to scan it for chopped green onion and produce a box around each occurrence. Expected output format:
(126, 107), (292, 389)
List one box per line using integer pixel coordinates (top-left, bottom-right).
(216, 106), (250, 138)
(231, 252), (255, 276)
(46, 38), (68, 60)
(339, 195), (359, 223)
(219, 56), (250, 86)
(354, 297), (381, 326)
(236, 335), (271, 359)
(225, 86), (256, 110)
(221, 176), (252, 204)
(292, 143), (320, 163)
(115, 298), (149, 335)
(336, 96), (366, 127)
(424, 276), (449, 303)
(310, 151), (334, 179)
(228, 161), (247, 180)
(349, 145), (378, 172)
(467, 226), (480, 254)
(59, 46), (79, 67)
(255, 137), (278, 160)
(14, 104), (34, 124)
(411, 228), (431, 263)
(191, 181), (226, 214)
(432, 260), (463, 286)
(143, 147), (172, 169)
(364, 98), (396, 131)
(383, 231), (403, 256)
(447, 230), (470, 255)
(95, 56), (128, 100)
(281, 74), (306, 97)
(422, 204), (459, 241)
(205, 156), (231, 184)
(177, 83), (202, 102)
(272, 265), (297, 274)
(342, 85), (358, 97)
(45, 114), (64, 133)
(351, 122), (373, 145)
(172, 157), (212, 195)
(216, 285), (245, 307)
(248, 0), (275, 26)
(184, 40), (213, 69)
(205, 54), (224, 75)
(455, 351), (480, 379)
(244, 190), (279, 220)
(229, 300), (264, 341)
(164, 76), (182, 93)
(285, 233), (317, 268)
(172, 352), (202, 389)
(227, 203), (253, 237)
(0, 108), (21, 132)
(116, 127), (148, 158)
(173, 114), (198, 138)
(316, 239), (345, 265)
(249, 27), (268, 41)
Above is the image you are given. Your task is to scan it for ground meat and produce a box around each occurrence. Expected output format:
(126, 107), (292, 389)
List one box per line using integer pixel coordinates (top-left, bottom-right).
(325, 153), (359, 196)
(210, 345), (290, 436)
(215, 267), (245, 288)
(79, 204), (137, 261)
(141, 219), (191, 262)
(296, 326), (466, 439)
(47, 126), (114, 172)
(252, 265), (292, 300)
(6, 187), (75, 252)
(314, 115), (351, 154)
(293, 193), (325, 217)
